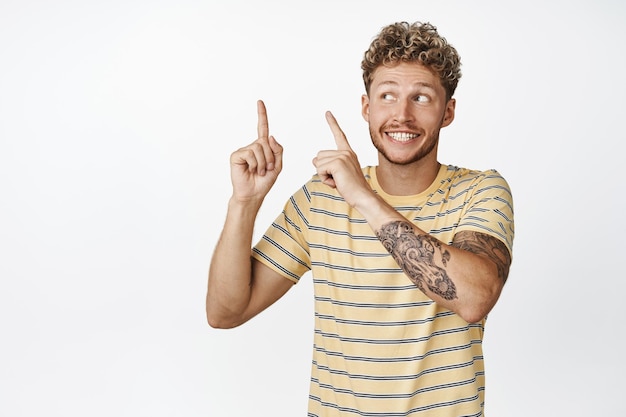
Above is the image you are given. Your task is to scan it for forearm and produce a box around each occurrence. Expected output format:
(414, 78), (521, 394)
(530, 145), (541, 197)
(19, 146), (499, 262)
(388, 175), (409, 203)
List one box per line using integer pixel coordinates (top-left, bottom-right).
(356, 193), (504, 323)
(206, 197), (262, 327)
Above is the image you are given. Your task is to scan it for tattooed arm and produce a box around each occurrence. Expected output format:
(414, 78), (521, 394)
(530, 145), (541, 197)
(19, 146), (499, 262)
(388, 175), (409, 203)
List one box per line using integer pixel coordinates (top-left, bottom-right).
(377, 221), (458, 301)
(451, 230), (511, 285)
(313, 111), (512, 322)
(376, 220), (511, 323)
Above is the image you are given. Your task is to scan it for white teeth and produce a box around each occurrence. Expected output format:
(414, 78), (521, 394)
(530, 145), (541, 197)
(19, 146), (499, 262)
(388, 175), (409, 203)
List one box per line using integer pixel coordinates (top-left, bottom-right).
(388, 132), (418, 142)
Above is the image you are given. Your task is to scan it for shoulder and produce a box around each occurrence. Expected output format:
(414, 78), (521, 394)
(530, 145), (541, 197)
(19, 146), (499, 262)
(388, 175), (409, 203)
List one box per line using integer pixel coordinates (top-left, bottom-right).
(446, 165), (515, 252)
(443, 165), (512, 198)
(444, 164), (508, 182)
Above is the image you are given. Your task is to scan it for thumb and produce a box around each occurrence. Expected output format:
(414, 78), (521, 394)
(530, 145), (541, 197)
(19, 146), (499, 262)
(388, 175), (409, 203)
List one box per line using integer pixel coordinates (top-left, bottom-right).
(325, 111), (352, 151)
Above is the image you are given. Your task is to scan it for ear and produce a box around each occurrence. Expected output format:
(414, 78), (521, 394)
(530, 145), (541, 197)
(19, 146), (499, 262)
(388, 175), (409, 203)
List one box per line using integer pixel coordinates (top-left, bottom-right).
(361, 94), (370, 122)
(442, 98), (456, 127)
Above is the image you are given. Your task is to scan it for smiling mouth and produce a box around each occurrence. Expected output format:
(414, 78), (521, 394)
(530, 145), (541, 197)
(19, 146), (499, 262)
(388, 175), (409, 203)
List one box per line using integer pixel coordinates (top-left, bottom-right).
(387, 132), (419, 142)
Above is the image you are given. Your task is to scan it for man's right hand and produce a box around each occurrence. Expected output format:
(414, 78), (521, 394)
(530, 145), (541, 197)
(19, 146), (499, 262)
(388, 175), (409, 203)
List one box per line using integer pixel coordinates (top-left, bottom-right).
(229, 100), (283, 204)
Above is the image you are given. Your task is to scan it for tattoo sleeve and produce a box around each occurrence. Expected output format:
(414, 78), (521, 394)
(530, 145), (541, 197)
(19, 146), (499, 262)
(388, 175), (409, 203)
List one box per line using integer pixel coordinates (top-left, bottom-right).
(376, 220), (458, 300)
(451, 230), (511, 283)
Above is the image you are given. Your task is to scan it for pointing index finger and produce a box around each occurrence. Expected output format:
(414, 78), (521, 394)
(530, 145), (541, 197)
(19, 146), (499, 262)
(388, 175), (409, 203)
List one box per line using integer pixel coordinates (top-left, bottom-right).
(257, 100), (269, 141)
(325, 111), (352, 151)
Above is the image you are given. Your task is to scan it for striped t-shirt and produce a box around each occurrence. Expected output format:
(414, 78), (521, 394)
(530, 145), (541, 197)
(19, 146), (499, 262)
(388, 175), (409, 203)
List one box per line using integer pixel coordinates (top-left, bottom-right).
(252, 164), (515, 416)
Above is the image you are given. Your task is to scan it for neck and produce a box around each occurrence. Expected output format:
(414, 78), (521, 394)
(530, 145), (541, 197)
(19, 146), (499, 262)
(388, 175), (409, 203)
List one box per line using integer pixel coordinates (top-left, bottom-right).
(376, 157), (441, 196)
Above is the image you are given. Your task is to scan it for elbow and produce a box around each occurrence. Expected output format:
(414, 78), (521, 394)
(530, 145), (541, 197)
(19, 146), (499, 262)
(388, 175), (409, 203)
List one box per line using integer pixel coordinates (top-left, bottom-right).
(207, 314), (228, 329)
(458, 308), (488, 324)
(205, 309), (222, 329)
(207, 313), (240, 329)
(206, 290), (247, 329)
(206, 305), (245, 329)
(457, 288), (502, 324)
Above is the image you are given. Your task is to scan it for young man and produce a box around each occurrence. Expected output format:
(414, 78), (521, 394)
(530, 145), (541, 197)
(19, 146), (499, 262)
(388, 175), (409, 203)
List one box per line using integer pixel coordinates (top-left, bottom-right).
(207, 21), (514, 416)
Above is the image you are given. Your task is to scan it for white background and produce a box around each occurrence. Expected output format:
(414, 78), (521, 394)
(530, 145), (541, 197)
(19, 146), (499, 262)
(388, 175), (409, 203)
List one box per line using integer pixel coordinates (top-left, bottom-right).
(1, 0), (624, 415)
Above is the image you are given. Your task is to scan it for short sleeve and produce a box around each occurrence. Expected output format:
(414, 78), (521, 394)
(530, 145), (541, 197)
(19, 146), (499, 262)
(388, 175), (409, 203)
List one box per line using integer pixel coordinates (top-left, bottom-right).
(252, 184), (312, 283)
(456, 170), (515, 257)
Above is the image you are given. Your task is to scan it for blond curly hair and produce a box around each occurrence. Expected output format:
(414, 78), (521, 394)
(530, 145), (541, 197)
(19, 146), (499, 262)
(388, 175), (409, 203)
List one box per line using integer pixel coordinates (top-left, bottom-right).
(361, 21), (462, 100)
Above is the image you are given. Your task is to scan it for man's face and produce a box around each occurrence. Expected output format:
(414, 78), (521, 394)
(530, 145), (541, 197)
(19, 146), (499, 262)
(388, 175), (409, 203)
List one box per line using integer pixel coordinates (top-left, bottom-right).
(362, 62), (455, 166)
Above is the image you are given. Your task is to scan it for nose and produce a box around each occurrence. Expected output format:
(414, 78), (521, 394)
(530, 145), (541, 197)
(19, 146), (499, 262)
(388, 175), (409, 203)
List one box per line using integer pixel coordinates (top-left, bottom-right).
(393, 98), (414, 124)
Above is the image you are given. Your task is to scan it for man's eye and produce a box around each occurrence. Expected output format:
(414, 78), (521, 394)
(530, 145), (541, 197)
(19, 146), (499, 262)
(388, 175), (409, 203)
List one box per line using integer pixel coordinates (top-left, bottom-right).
(382, 93), (394, 100)
(415, 95), (430, 103)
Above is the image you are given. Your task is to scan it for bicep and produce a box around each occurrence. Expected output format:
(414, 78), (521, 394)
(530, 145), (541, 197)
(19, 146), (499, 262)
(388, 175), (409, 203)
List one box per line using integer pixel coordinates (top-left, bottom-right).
(240, 259), (295, 323)
(451, 230), (512, 283)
